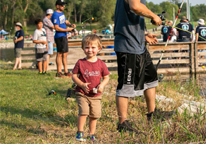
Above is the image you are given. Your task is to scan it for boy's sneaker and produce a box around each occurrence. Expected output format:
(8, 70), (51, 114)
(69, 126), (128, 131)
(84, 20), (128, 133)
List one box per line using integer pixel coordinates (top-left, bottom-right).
(87, 135), (97, 142)
(38, 72), (42, 74)
(64, 72), (72, 77)
(56, 72), (65, 77)
(76, 132), (86, 142)
(42, 71), (47, 75)
(117, 120), (138, 133)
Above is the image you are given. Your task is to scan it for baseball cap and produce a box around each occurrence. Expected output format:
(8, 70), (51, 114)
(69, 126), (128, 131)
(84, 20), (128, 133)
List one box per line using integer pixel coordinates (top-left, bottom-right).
(168, 20), (173, 24)
(197, 19), (205, 25)
(56, 0), (67, 5)
(15, 22), (22, 28)
(46, 9), (53, 14)
(181, 16), (187, 21)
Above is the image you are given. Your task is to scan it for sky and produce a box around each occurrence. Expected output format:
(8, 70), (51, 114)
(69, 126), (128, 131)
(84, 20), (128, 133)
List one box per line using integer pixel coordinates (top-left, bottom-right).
(147, 0), (206, 6)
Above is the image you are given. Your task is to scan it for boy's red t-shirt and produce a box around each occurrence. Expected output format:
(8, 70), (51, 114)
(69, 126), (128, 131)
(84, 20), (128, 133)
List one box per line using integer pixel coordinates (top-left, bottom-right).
(72, 58), (110, 97)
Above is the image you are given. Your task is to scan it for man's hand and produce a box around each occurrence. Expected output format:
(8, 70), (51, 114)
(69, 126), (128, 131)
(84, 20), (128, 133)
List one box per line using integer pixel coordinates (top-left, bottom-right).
(81, 83), (91, 93)
(145, 33), (159, 45)
(151, 15), (162, 25)
(72, 24), (76, 29)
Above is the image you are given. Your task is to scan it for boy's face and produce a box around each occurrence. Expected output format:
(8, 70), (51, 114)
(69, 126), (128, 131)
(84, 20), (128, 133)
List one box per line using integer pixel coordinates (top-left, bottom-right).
(36, 22), (43, 29)
(83, 41), (100, 59)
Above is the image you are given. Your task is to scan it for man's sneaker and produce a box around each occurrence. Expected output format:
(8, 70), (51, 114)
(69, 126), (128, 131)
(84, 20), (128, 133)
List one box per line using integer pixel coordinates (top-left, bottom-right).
(56, 72), (65, 77)
(64, 72), (72, 77)
(117, 120), (138, 133)
(87, 135), (97, 142)
(76, 132), (86, 142)
(146, 108), (175, 121)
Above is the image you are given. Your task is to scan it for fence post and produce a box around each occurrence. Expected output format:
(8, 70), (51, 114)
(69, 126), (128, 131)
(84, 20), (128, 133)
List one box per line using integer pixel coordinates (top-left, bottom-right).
(194, 42), (198, 80)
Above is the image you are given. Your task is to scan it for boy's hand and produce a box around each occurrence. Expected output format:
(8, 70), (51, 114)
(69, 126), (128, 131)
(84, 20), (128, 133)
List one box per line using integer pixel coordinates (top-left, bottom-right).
(42, 41), (47, 44)
(81, 83), (91, 93)
(97, 85), (104, 93)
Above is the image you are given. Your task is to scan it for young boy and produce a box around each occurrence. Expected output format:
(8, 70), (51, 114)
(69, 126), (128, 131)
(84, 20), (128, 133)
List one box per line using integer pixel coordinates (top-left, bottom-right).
(33, 19), (48, 74)
(72, 34), (110, 142)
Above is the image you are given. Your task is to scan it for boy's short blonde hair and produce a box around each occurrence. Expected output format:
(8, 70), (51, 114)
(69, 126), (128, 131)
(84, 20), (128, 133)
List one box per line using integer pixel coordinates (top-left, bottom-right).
(82, 34), (102, 50)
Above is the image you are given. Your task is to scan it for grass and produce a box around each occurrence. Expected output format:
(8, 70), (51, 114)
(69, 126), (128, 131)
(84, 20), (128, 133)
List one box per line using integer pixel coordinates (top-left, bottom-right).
(0, 62), (206, 143)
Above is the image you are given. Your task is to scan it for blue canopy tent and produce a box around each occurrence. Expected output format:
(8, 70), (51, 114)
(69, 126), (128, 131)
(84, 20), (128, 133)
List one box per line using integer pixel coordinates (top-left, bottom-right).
(0, 29), (9, 35)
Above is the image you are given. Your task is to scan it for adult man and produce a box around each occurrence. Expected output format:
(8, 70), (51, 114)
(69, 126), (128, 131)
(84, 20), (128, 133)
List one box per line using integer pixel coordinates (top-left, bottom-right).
(196, 19), (206, 60)
(43, 9), (54, 71)
(176, 16), (194, 42)
(114, 0), (162, 132)
(195, 19), (206, 42)
(13, 22), (24, 70)
(161, 20), (173, 42)
(51, 0), (76, 77)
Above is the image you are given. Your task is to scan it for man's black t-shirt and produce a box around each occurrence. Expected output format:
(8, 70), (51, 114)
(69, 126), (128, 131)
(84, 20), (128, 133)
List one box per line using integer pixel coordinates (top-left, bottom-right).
(15, 29), (24, 49)
(161, 25), (172, 42)
(114, 0), (146, 54)
(196, 25), (206, 41)
(176, 22), (194, 39)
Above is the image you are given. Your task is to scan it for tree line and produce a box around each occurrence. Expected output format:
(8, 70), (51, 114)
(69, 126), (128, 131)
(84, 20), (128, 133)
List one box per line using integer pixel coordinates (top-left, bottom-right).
(0, 0), (205, 31)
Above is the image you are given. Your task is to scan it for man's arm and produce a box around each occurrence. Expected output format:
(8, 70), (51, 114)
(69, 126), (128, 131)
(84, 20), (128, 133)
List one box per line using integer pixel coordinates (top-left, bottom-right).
(195, 33), (199, 42)
(14, 36), (23, 43)
(44, 20), (54, 29)
(54, 25), (73, 32)
(127, 0), (161, 25)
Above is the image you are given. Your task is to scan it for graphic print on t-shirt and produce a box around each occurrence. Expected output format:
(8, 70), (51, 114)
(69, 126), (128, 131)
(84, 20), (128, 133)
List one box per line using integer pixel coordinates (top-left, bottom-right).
(59, 15), (65, 24)
(200, 29), (206, 37)
(182, 24), (189, 31)
(84, 69), (100, 77)
(163, 27), (168, 33)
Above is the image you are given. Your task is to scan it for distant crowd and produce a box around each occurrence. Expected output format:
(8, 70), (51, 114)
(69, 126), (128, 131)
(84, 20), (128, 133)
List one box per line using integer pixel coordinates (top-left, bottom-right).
(161, 16), (206, 43)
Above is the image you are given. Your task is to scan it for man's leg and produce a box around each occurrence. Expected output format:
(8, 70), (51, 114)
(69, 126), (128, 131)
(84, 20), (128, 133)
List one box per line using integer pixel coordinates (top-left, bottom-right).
(144, 87), (156, 113)
(13, 57), (19, 70)
(56, 52), (62, 73)
(116, 96), (128, 124)
(62, 52), (68, 73)
(18, 57), (22, 69)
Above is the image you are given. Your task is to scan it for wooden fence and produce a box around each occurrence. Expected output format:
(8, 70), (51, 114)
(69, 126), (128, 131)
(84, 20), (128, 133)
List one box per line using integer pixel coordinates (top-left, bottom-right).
(21, 39), (206, 75)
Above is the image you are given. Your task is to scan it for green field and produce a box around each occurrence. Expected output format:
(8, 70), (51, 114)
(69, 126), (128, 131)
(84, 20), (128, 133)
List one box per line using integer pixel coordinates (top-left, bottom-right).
(0, 62), (205, 143)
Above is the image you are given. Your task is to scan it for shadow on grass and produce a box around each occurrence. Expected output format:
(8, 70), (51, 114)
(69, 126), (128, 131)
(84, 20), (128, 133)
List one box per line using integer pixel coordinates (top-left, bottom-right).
(1, 106), (78, 129)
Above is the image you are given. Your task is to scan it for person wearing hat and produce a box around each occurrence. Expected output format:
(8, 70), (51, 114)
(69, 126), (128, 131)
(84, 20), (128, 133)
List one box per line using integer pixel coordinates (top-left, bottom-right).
(43, 9), (54, 70)
(196, 19), (206, 60)
(176, 16), (194, 42)
(51, 0), (76, 77)
(195, 19), (206, 41)
(13, 22), (24, 70)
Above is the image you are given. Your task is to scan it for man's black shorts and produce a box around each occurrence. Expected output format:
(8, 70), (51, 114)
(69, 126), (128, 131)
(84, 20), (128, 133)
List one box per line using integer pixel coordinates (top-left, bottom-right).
(116, 50), (158, 97)
(55, 37), (68, 53)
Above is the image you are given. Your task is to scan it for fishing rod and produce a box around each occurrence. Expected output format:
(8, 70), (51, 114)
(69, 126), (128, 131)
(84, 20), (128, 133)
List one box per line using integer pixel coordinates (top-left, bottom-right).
(156, 0), (185, 69)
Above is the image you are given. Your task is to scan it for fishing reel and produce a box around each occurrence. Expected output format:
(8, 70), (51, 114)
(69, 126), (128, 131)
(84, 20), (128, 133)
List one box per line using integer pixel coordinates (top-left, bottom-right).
(151, 11), (166, 25)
